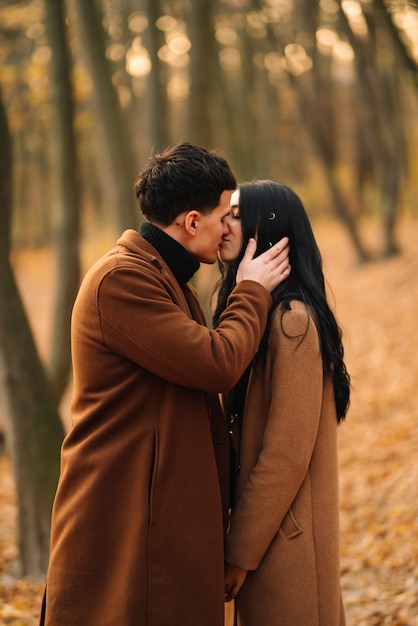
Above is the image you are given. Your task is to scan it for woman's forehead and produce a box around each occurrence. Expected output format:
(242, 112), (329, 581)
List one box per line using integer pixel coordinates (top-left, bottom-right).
(230, 189), (240, 206)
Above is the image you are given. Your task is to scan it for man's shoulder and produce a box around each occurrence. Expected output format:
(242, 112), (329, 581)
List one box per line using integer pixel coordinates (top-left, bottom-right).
(116, 229), (163, 265)
(77, 230), (165, 299)
(92, 229), (163, 274)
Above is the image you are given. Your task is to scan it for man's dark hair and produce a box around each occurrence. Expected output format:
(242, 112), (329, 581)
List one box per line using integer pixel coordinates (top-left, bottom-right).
(134, 142), (236, 225)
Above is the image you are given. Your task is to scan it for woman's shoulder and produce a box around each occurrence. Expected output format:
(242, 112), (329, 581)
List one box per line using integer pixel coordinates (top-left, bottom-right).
(272, 300), (317, 339)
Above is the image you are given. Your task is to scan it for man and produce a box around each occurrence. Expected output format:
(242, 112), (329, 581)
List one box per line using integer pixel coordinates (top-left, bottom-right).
(41, 143), (290, 626)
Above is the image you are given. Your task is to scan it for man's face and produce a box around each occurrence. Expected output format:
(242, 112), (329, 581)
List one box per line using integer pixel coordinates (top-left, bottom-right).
(188, 190), (233, 264)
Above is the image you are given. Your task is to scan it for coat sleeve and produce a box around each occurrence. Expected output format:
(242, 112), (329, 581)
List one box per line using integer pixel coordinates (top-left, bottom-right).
(225, 305), (324, 570)
(94, 260), (271, 394)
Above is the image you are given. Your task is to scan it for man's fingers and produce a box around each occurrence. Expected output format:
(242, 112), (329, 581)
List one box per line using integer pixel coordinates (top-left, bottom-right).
(268, 236), (289, 260)
(270, 238), (290, 276)
(240, 238), (257, 264)
(279, 263), (291, 278)
(241, 236), (290, 266)
(236, 235), (291, 289)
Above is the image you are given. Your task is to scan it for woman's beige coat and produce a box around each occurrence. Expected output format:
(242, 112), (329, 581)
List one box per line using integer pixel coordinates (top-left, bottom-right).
(43, 229), (272, 626)
(226, 300), (345, 626)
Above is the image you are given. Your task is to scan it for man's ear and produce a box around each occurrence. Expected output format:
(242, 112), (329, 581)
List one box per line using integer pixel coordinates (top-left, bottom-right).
(184, 211), (200, 236)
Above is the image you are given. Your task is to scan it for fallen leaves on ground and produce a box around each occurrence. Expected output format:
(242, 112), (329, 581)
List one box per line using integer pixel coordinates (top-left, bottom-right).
(323, 219), (418, 626)
(1, 217), (418, 625)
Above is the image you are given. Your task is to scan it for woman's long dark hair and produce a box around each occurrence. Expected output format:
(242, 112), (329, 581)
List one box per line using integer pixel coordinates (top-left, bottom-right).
(213, 180), (350, 422)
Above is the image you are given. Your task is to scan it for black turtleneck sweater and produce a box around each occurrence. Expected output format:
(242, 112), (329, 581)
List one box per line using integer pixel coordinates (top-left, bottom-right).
(140, 222), (200, 285)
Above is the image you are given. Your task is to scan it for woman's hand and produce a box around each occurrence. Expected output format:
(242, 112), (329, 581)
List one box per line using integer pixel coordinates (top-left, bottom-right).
(224, 562), (248, 602)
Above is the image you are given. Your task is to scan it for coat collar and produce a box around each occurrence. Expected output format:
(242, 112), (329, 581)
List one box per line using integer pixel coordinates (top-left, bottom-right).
(117, 228), (199, 284)
(139, 222), (200, 284)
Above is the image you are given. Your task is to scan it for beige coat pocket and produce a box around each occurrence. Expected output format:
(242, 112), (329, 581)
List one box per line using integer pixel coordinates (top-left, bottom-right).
(279, 507), (303, 540)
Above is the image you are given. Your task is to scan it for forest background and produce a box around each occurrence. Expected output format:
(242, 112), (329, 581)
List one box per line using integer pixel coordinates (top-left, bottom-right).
(0, 0), (417, 624)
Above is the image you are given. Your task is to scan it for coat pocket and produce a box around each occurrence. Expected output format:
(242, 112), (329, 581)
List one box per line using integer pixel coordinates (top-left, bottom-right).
(279, 507), (303, 540)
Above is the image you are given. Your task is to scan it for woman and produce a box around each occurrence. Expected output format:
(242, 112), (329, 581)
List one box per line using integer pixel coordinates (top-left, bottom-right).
(214, 180), (350, 625)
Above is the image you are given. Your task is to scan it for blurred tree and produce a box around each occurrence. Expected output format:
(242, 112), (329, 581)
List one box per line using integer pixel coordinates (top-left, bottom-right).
(70, 0), (139, 232)
(279, 0), (370, 261)
(144, 0), (169, 147)
(339, 1), (406, 257)
(2, 0), (416, 254)
(209, 3), (272, 178)
(0, 4), (52, 246)
(0, 89), (64, 578)
(188, 0), (215, 146)
(244, 0), (414, 260)
(211, 9), (244, 174)
(374, 0), (418, 92)
(238, 6), (265, 178)
(312, 0), (374, 258)
(218, 3), (262, 178)
(44, 0), (81, 399)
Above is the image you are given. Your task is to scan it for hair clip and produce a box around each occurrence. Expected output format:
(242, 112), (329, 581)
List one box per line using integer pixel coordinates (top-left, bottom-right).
(269, 212), (276, 220)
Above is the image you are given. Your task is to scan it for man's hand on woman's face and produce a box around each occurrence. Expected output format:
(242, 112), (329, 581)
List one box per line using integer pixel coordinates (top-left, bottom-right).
(236, 237), (291, 293)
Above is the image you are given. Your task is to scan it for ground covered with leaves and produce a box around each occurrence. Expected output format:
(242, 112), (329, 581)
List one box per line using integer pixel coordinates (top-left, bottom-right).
(1, 217), (418, 625)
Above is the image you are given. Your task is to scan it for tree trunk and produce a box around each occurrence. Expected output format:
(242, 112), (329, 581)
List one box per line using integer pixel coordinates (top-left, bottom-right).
(69, 0), (139, 232)
(144, 0), (169, 149)
(0, 91), (65, 578)
(44, 0), (81, 400)
(238, 13), (260, 178)
(373, 0), (418, 93)
(339, 2), (404, 257)
(259, 0), (370, 261)
(188, 0), (215, 147)
(297, 0), (370, 261)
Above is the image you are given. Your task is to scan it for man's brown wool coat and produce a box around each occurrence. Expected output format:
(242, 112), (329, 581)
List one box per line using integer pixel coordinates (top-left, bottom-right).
(43, 229), (272, 626)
